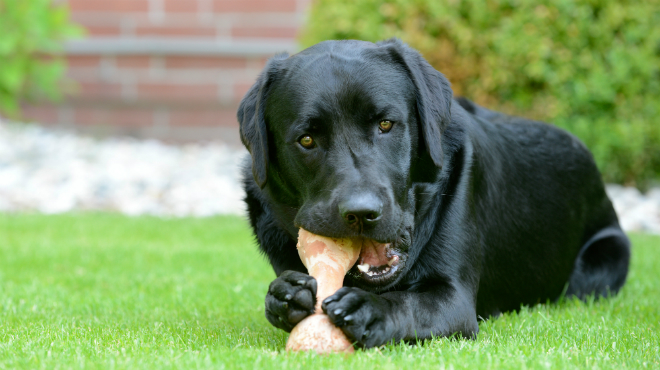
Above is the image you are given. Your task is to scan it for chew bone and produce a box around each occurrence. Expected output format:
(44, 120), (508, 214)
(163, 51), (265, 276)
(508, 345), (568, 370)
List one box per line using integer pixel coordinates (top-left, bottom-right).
(285, 229), (361, 353)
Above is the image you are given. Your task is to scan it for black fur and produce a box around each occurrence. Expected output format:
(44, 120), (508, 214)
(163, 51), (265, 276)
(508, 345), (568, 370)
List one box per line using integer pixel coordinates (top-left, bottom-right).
(238, 39), (630, 348)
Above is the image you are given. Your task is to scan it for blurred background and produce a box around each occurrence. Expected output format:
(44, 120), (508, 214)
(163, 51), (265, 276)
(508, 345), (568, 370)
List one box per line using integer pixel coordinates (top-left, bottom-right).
(1, 0), (659, 231)
(4, 0), (312, 145)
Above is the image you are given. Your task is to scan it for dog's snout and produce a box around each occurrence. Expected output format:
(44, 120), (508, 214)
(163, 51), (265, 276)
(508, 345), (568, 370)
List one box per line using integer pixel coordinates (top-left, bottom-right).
(338, 193), (383, 230)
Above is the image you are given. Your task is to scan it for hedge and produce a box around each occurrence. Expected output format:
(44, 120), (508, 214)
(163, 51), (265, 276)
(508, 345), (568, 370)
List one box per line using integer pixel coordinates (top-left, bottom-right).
(301, 0), (660, 187)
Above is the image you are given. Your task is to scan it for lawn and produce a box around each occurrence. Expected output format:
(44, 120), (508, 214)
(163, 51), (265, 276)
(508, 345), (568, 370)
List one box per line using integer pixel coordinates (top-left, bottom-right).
(0, 213), (658, 369)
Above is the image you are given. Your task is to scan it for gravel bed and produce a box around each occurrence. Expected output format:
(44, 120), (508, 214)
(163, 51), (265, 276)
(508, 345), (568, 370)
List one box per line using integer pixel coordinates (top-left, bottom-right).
(0, 120), (247, 217)
(1, 119), (659, 234)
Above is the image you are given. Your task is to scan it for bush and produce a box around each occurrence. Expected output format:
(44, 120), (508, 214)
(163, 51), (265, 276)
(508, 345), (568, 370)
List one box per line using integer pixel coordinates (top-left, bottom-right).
(0, 0), (82, 118)
(301, 0), (660, 187)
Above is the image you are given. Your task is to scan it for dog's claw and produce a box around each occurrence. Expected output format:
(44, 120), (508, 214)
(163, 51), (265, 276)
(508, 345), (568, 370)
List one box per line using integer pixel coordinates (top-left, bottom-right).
(305, 279), (317, 291)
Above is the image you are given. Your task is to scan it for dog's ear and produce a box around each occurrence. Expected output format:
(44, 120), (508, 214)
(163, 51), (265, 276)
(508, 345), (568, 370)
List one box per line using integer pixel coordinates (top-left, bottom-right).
(237, 54), (287, 188)
(376, 39), (452, 168)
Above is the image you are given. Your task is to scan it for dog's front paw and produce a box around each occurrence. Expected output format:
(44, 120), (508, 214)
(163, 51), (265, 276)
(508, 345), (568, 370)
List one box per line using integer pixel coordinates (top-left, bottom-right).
(265, 270), (317, 332)
(321, 287), (393, 348)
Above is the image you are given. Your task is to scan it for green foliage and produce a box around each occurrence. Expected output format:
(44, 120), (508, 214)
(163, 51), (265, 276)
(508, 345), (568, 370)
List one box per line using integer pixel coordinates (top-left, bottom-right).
(1, 213), (659, 368)
(301, 0), (660, 186)
(0, 0), (82, 117)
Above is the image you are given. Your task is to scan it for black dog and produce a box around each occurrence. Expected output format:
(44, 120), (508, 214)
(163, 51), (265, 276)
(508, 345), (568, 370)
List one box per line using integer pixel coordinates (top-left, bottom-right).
(238, 39), (630, 348)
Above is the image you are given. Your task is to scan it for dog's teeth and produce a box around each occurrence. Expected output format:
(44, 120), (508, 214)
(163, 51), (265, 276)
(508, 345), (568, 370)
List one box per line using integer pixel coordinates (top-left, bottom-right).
(357, 263), (370, 273)
(387, 255), (399, 266)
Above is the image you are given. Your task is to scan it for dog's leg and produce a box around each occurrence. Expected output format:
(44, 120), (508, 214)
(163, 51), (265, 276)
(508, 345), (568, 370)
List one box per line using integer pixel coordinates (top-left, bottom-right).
(321, 283), (478, 348)
(244, 177), (319, 331)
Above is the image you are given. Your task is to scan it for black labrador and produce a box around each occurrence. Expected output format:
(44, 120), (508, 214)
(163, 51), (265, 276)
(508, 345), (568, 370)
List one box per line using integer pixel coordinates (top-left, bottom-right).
(238, 39), (630, 348)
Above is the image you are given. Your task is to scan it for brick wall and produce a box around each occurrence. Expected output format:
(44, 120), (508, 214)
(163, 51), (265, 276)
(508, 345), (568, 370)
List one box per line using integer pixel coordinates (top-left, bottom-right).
(22, 0), (311, 145)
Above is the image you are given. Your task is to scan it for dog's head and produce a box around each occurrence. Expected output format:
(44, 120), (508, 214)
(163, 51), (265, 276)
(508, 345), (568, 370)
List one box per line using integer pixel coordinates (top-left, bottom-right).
(239, 39), (453, 291)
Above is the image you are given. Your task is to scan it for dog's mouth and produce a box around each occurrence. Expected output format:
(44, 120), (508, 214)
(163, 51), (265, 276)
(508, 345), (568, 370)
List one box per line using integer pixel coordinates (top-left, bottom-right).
(346, 238), (407, 288)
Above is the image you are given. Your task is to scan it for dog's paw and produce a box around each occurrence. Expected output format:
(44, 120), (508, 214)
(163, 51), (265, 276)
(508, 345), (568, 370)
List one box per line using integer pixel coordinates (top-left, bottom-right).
(322, 287), (392, 348)
(265, 270), (317, 332)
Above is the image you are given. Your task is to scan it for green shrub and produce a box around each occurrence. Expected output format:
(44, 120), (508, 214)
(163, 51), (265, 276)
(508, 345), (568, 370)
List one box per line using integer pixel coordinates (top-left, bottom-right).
(0, 0), (82, 118)
(301, 0), (660, 187)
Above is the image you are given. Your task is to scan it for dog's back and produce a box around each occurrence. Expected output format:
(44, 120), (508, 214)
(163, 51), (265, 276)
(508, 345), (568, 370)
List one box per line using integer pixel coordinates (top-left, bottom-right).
(455, 97), (630, 315)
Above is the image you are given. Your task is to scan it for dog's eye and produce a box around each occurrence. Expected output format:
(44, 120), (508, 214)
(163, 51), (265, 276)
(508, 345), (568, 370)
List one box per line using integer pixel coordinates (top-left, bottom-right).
(379, 120), (393, 133)
(299, 135), (315, 149)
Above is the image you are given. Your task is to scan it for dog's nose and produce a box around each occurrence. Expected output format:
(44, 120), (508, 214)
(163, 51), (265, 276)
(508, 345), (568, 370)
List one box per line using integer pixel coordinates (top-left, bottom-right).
(338, 193), (383, 230)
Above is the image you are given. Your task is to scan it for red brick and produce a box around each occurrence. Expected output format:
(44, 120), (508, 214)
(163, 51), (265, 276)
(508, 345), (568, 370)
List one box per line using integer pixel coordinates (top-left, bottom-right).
(72, 82), (123, 100)
(65, 68), (102, 81)
(67, 0), (149, 13)
(116, 55), (152, 68)
(66, 56), (102, 68)
(74, 107), (106, 126)
(233, 82), (253, 102)
(169, 109), (237, 127)
(137, 82), (218, 101)
(82, 24), (122, 36)
(231, 26), (298, 39)
(21, 106), (59, 125)
(243, 57), (270, 70)
(135, 25), (217, 37)
(164, 56), (247, 69)
(255, 57), (270, 67)
(163, 0), (199, 12)
(213, 0), (297, 13)
(75, 107), (154, 127)
(111, 109), (154, 127)
(70, 12), (123, 25)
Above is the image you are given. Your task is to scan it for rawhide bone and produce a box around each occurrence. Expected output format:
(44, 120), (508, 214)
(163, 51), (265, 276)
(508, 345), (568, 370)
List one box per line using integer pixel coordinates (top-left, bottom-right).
(285, 228), (361, 353)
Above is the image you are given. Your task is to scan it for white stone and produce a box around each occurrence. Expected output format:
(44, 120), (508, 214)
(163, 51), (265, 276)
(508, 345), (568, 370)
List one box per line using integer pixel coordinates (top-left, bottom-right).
(0, 119), (248, 217)
(0, 118), (659, 235)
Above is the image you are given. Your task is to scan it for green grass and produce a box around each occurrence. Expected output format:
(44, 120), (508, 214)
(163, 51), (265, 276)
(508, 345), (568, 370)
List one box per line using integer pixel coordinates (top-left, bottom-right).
(0, 213), (658, 369)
